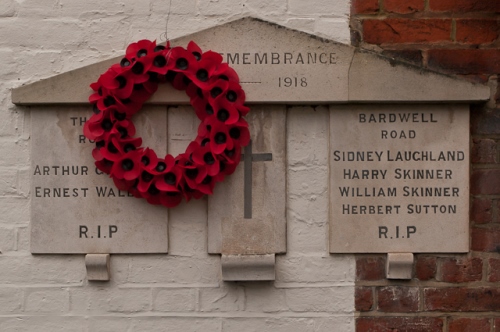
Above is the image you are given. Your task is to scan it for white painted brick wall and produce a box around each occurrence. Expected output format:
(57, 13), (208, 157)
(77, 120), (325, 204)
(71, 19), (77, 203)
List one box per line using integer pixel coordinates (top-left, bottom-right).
(0, 0), (354, 331)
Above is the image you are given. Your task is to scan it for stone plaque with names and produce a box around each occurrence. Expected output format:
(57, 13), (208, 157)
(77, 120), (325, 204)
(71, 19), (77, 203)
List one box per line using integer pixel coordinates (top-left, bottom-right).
(31, 106), (169, 254)
(329, 105), (470, 253)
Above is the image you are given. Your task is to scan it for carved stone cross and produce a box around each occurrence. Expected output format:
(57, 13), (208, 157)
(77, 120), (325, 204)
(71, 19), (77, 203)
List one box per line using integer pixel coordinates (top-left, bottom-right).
(241, 140), (272, 219)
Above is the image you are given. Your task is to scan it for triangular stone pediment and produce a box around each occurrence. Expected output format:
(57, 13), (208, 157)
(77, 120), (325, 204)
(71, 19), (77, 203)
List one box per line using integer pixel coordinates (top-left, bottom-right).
(12, 17), (489, 105)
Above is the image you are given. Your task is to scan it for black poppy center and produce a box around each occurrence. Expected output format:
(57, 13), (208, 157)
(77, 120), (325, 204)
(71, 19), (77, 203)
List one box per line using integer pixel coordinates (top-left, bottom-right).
(217, 109), (229, 122)
(176, 58), (188, 70)
(202, 176), (212, 185)
(101, 119), (113, 131)
(118, 127), (128, 138)
(148, 184), (160, 195)
(192, 51), (201, 61)
(156, 162), (166, 172)
(154, 45), (166, 52)
(203, 152), (215, 165)
(205, 104), (214, 115)
(124, 144), (135, 153)
(115, 76), (127, 89)
(96, 140), (105, 148)
(196, 69), (209, 82)
(201, 138), (210, 147)
(131, 62), (144, 75)
(148, 72), (159, 82)
(219, 75), (229, 81)
(120, 58), (131, 67)
(137, 49), (147, 58)
(211, 87), (223, 98)
(154, 55), (166, 67)
(114, 110), (126, 121)
(164, 172), (176, 185)
(225, 148), (235, 157)
(185, 168), (198, 179)
(104, 96), (116, 107)
(141, 171), (153, 182)
(214, 133), (227, 144)
(226, 91), (237, 102)
(229, 128), (241, 139)
(122, 159), (134, 171)
(141, 156), (150, 166)
(93, 104), (101, 114)
(108, 142), (118, 153)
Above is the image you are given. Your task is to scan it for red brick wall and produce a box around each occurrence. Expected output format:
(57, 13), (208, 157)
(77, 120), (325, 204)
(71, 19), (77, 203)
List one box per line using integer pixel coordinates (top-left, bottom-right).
(351, 1), (500, 331)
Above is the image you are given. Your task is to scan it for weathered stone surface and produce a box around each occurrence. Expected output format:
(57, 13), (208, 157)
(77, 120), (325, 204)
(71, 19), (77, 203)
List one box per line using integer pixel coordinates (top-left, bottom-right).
(30, 105), (168, 254)
(208, 106), (286, 255)
(12, 18), (488, 106)
(330, 105), (469, 253)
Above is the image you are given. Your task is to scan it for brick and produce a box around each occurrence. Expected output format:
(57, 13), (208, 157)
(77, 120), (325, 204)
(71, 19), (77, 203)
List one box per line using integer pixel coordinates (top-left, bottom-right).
(415, 256), (437, 280)
(356, 317), (444, 332)
(153, 288), (196, 312)
(385, 0), (424, 14)
(0, 317), (86, 332)
(277, 255), (354, 283)
(456, 19), (500, 44)
(428, 49), (500, 74)
(471, 227), (500, 252)
(449, 318), (491, 332)
(0, 227), (16, 252)
(288, 0), (349, 16)
(286, 287), (352, 313)
(356, 256), (385, 281)
(223, 318), (314, 332)
(0, 256), (85, 284)
(495, 318), (500, 332)
(378, 287), (419, 313)
(198, 0), (244, 15)
(114, 256), (220, 284)
(0, 288), (22, 313)
(471, 170), (500, 195)
(430, 0), (500, 12)
(355, 287), (373, 311)
(108, 289), (151, 313)
(363, 19), (451, 44)
(130, 317), (222, 332)
(489, 258), (500, 282)
(199, 285), (245, 312)
(246, 285), (287, 313)
(315, 18), (351, 44)
(440, 257), (483, 282)
(0, 0), (16, 17)
(352, 0), (379, 14)
(425, 287), (500, 311)
(243, 0), (287, 15)
(472, 139), (498, 164)
(471, 198), (493, 224)
(25, 289), (70, 313)
(382, 50), (423, 66)
(471, 108), (500, 135)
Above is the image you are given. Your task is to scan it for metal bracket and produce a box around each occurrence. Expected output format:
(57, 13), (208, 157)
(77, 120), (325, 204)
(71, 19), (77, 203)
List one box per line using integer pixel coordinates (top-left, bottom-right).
(386, 253), (414, 280)
(221, 254), (275, 281)
(85, 254), (110, 281)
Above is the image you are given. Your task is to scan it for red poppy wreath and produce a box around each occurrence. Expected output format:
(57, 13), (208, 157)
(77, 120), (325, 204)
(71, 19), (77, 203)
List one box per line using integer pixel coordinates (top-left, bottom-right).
(84, 40), (250, 208)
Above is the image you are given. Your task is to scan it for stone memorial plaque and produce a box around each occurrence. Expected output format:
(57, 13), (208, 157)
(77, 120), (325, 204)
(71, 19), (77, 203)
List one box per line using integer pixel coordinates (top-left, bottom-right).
(329, 105), (469, 253)
(208, 106), (286, 255)
(31, 106), (169, 254)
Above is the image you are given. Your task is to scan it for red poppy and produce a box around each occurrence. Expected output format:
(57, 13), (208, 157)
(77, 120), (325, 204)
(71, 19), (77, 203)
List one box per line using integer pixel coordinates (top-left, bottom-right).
(192, 144), (220, 176)
(110, 149), (143, 180)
